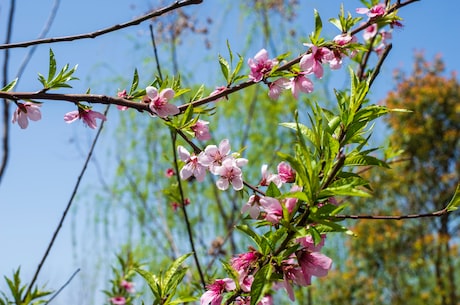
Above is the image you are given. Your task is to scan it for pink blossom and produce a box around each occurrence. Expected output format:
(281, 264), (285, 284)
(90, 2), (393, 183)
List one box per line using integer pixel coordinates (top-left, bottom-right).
(283, 185), (302, 213)
(191, 119), (211, 141)
(64, 108), (106, 129)
(230, 250), (259, 278)
(110, 296), (126, 305)
(260, 196), (283, 224)
(248, 48), (278, 82)
(146, 86), (179, 118)
(259, 164), (282, 188)
(116, 90), (129, 111)
(296, 249), (332, 283)
(277, 162), (296, 183)
(177, 146), (210, 182)
(215, 158), (245, 191)
(259, 295), (273, 305)
(120, 279), (135, 293)
(202, 139), (231, 174)
(333, 34), (356, 46)
(268, 78), (290, 100)
(289, 73), (314, 99)
(299, 45), (334, 79)
(12, 102), (42, 129)
(210, 86), (228, 101)
(363, 23), (378, 41)
(356, 3), (386, 18)
(297, 234), (326, 252)
(241, 194), (262, 219)
(200, 278), (236, 305)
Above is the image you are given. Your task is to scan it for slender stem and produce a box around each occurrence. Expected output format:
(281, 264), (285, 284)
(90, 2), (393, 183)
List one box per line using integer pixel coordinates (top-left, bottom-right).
(170, 130), (206, 289)
(23, 105), (109, 300)
(149, 24), (163, 81)
(44, 268), (80, 305)
(334, 208), (449, 220)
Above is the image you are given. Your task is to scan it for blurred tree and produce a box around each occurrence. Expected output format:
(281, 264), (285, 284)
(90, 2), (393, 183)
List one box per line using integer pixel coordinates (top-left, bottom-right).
(313, 53), (460, 305)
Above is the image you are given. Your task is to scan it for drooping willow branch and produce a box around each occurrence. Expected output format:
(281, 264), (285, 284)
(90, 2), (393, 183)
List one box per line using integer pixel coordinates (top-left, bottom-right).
(0, 0), (203, 50)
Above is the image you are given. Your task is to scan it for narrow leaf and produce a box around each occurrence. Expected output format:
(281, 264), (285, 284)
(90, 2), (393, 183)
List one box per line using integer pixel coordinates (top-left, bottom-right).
(250, 263), (273, 305)
(446, 184), (460, 212)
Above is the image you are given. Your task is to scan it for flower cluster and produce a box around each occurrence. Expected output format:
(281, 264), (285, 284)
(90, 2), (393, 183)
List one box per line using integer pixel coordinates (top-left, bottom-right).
(201, 234), (332, 304)
(178, 139), (248, 191)
(241, 162), (297, 222)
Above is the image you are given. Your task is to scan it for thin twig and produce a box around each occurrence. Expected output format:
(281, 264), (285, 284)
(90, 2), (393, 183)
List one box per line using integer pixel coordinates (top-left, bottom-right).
(0, 0), (16, 186)
(334, 208), (449, 220)
(149, 24), (163, 81)
(170, 130), (206, 289)
(0, 0), (203, 50)
(44, 268), (80, 305)
(24, 105), (110, 300)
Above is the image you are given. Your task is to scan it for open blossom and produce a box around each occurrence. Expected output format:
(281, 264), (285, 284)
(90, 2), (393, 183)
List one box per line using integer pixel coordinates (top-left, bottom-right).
(259, 164), (282, 188)
(200, 278), (236, 305)
(300, 45), (334, 79)
(64, 108), (106, 129)
(296, 249), (333, 285)
(215, 158), (246, 191)
(248, 48), (278, 82)
(277, 162), (296, 183)
(109, 296), (126, 305)
(241, 194), (262, 219)
(289, 73), (314, 99)
(202, 139), (231, 174)
(177, 146), (210, 182)
(363, 23), (378, 41)
(260, 196), (283, 224)
(191, 119), (211, 141)
(268, 77), (290, 100)
(12, 102), (42, 129)
(356, 3), (386, 18)
(146, 86), (179, 118)
(230, 250), (260, 278)
(330, 34), (358, 69)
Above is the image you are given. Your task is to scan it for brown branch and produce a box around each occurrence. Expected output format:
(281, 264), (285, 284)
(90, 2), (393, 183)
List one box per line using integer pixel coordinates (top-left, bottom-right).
(334, 208), (449, 220)
(0, 0), (203, 50)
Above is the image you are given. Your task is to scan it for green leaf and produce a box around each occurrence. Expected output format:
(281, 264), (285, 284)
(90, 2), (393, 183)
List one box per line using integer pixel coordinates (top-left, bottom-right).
(1, 78), (17, 92)
(250, 263), (273, 305)
(129, 69), (139, 95)
(446, 184), (460, 212)
(266, 182), (281, 198)
(319, 184), (371, 198)
(168, 296), (199, 305)
(344, 153), (390, 168)
(311, 9), (323, 43)
(163, 253), (192, 291)
(48, 49), (57, 82)
(218, 54), (230, 83)
(135, 268), (161, 300)
(236, 225), (261, 248)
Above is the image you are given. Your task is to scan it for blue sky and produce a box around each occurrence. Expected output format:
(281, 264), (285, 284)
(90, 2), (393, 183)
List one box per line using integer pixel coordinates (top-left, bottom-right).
(0, 0), (459, 304)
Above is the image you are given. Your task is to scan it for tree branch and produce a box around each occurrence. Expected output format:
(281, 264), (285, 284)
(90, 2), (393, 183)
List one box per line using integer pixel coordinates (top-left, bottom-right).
(0, 0), (203, 50)
(334, 208), (450, 220)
